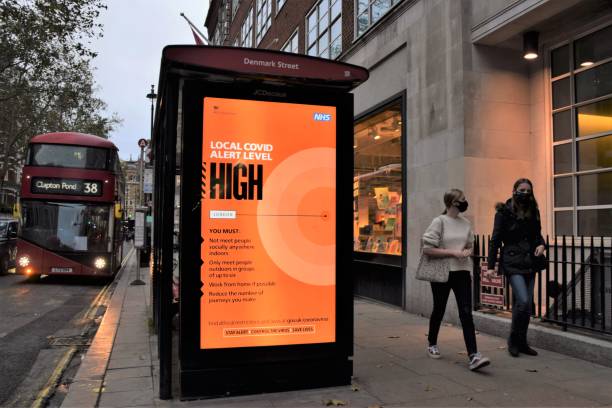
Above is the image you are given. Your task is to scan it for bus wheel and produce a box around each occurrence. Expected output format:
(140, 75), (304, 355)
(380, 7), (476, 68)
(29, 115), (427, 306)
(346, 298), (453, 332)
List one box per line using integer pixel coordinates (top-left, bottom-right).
(0, 256), (8, 275)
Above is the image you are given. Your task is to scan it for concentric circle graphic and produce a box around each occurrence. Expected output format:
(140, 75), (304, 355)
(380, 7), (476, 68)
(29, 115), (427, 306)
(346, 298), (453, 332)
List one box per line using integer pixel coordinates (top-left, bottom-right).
(257, 147), (335, 286)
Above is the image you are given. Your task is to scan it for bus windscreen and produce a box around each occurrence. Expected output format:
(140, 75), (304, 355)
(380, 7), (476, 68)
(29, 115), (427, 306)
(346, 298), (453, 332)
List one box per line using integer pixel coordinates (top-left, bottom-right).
(20, 201), (110, 252)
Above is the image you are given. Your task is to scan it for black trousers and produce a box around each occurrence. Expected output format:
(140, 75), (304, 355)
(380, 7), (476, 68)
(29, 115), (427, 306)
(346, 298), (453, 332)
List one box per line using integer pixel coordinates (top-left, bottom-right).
(428, 270), (477, 356)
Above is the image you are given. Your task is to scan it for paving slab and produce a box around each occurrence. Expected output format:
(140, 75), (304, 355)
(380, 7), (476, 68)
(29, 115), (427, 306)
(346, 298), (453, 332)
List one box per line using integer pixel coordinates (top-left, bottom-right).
(98, 388), (154, 407)
(105, 366), (152, 381)
(104, 375), (153, 393)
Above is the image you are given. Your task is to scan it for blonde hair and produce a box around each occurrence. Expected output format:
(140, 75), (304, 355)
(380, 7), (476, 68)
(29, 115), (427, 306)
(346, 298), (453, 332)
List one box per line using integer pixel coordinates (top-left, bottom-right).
(442, 188), (464, 214)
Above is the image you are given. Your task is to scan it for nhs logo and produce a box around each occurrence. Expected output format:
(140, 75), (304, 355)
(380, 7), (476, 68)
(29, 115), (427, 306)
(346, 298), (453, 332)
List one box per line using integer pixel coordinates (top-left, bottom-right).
(313, 113), (332, 121)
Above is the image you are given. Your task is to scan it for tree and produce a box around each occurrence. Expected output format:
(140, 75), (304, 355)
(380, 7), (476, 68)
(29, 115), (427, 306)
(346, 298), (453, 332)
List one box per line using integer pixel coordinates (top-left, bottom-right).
(0, 0), (120, 186)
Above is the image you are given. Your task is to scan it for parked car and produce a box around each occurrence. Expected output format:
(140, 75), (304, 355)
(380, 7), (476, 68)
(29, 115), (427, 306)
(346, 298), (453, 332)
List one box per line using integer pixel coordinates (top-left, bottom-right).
(0, 217), (18, 274)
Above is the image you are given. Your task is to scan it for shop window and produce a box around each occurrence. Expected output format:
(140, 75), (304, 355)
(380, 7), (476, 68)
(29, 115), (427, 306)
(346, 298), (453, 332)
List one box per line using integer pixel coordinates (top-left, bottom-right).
(550, 24), (612, 237)
(551, 45), (569, 78)
(353, 101), (403, 257)
(573, 24), (612, 69)
(554, 176), (572, 207)
(552, 77), (571, 109)
(554, 211), (573, 236)
(553, 143), (572, 174)
(577, 135), (612, 171)
(553, 109), (572, 141)
(577, 98), (612, 137)
(306, 0), (342, 59)
(575, 62), (612, 102)
(578, 172), (612, 206)
(578, 209), (612, 236)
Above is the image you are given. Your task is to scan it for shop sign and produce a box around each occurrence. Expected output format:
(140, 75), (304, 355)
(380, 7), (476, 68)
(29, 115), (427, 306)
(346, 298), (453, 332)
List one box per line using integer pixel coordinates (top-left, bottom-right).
(200, 97), (336, 349)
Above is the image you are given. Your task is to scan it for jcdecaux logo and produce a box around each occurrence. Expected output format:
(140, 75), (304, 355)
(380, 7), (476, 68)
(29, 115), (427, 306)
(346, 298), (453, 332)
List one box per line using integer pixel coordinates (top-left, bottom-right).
(313, 113), (332, 121)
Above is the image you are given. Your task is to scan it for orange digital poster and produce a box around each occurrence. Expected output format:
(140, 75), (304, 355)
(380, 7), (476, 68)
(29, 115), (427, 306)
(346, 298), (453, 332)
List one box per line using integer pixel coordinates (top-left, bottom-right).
(200, 97), (336, 349)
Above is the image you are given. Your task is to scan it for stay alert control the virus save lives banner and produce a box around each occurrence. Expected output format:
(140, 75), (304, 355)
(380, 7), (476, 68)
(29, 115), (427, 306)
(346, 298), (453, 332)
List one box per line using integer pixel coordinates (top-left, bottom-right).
(200, 97), (336, 349)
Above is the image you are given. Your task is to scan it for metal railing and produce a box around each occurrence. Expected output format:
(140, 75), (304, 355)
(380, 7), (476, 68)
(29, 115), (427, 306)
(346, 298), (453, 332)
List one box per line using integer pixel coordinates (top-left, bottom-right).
(473, 235), (612, 336)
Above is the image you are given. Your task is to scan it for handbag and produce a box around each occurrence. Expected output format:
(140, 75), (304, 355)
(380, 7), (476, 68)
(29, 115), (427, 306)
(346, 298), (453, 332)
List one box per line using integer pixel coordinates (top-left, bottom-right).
(415, 216), (450, 282)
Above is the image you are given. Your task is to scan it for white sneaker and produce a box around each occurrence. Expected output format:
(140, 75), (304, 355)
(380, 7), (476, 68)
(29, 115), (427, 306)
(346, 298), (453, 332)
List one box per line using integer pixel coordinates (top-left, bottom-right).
(468, 352), (490, 371)
(427, 345), (441, 359)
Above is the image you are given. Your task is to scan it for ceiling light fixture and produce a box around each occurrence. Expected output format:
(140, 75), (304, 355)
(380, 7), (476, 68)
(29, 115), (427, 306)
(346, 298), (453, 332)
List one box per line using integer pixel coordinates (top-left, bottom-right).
(523, 31), (539, 60)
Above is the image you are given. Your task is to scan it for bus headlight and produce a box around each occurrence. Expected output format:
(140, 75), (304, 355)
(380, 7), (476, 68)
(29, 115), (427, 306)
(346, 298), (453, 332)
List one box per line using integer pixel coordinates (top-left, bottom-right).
(94, 257), (107, 269)
(18, 256), (30, 267)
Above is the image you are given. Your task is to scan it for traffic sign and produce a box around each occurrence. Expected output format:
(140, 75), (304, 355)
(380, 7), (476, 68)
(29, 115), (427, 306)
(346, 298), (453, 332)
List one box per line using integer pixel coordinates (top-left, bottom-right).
(138, 138), (148, 148)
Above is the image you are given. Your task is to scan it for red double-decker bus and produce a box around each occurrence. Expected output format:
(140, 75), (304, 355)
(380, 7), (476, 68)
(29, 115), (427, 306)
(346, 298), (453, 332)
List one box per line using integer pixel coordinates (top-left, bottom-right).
(16, 132), (125, 278)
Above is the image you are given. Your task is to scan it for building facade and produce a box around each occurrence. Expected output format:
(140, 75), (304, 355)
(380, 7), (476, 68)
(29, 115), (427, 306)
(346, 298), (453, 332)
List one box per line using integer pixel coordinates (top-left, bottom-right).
(205, 0), (612, 315)
(121, 159), (141, 220)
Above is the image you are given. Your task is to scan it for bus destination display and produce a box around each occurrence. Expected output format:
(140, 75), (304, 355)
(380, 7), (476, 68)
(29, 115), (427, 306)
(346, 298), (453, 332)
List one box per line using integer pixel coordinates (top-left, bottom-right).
(201, 97), (336, 349)
(31, 177), (103, 196)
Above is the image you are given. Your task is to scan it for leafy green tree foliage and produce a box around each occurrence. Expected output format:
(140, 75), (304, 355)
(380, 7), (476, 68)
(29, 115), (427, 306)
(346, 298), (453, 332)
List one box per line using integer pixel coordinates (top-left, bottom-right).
(0, 0), (120, 183)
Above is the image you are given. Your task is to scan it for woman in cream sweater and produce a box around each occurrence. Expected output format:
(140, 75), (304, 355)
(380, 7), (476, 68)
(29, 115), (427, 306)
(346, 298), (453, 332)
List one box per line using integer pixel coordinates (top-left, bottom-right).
(422, 188), (490, 371)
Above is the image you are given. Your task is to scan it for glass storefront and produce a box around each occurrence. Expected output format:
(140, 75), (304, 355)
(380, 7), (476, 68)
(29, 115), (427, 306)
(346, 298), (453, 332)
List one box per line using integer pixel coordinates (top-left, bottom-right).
(353, 101), (403, 259)
(551, 24), (612, 236)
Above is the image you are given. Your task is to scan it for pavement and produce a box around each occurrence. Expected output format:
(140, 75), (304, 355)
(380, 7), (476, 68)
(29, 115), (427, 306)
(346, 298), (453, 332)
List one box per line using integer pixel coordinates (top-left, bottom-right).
(61, 252), (612, 408)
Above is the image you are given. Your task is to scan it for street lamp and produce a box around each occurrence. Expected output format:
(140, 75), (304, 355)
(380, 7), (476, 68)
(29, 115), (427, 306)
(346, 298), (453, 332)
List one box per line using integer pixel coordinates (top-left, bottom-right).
(146, 85), (157, 137)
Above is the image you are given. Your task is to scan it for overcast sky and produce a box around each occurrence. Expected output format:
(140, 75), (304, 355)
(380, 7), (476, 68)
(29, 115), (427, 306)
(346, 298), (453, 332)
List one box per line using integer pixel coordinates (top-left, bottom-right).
(92, 0), (209, 160)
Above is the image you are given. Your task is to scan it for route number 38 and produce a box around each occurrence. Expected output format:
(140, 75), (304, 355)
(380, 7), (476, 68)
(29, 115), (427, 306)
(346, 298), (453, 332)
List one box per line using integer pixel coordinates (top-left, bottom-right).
(84, 182), (99, 194)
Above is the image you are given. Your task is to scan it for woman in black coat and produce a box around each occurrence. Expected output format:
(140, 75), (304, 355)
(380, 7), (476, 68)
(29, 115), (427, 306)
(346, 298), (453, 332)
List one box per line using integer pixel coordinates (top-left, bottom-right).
(486, 178), (546, 357)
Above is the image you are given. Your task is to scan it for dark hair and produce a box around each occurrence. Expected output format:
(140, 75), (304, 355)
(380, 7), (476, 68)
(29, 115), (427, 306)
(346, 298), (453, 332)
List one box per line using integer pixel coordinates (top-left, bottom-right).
(512, 178), (539, 220)
(442, 188), (464, 214)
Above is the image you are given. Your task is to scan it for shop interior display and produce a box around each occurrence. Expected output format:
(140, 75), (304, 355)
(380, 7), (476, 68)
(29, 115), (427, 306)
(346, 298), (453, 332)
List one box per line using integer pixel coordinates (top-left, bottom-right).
(353, 105), (402, 256)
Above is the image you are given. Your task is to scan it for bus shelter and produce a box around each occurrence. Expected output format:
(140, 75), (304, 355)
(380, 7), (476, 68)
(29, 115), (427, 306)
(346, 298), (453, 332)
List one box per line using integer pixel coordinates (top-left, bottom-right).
(151, 46), (368, 399)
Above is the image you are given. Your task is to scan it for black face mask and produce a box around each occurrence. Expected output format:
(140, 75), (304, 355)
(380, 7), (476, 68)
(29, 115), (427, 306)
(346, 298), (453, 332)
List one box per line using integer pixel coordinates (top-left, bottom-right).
(514, 190), (532, 203)
(454, 200), (469, 213)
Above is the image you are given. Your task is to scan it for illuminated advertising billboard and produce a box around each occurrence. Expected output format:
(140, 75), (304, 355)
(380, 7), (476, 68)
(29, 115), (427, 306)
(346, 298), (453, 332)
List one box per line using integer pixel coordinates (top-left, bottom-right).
(201, 97), (336, 349)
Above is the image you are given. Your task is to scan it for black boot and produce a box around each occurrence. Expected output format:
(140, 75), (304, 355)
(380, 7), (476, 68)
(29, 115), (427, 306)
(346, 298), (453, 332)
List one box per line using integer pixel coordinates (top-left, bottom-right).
(507, 337), (519, 357)
(517, 313), (537, 356)
(518, 343), (538, 356)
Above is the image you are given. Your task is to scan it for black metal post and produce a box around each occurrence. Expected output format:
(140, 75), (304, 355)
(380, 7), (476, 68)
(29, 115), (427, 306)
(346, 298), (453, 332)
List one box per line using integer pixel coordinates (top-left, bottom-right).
(159, 78), (178, 400)
(600, 237), (606, 332)
(546, 237), (551, 320)
(473, 235), (480, 311)
(580, 236), (585, 327)
(554, 238), (559, 320)
(146, 85), (158, 327)
(562, 235), (567, 330)
(571, 235), (576, 325)
(609, 238), (612, 333)
(590, 238), (596, 329)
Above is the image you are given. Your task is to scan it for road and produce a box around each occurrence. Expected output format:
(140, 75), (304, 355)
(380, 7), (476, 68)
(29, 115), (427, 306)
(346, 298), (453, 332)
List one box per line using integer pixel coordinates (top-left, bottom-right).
(0, 272), (113, 407)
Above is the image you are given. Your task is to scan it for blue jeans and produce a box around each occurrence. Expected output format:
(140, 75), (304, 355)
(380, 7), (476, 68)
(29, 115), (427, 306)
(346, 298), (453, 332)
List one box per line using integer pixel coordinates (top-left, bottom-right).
(509, 273), (535, 345)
